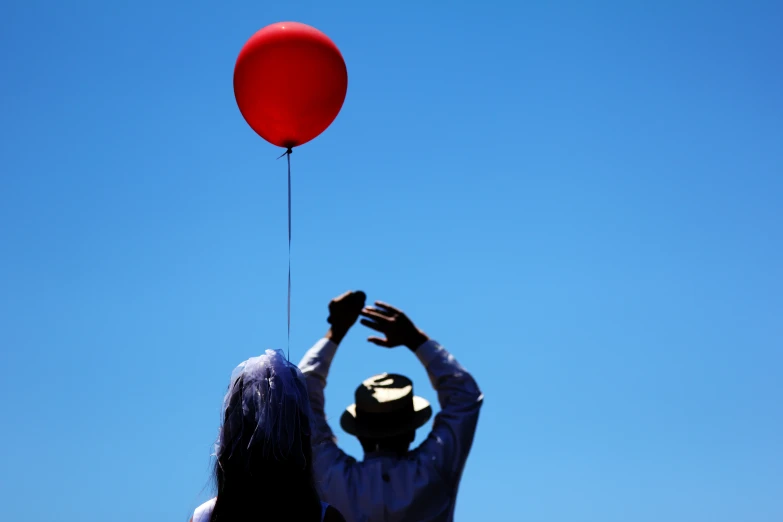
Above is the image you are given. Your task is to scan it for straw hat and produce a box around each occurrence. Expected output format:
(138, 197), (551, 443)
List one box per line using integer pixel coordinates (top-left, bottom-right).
(340, 373), (432, 438)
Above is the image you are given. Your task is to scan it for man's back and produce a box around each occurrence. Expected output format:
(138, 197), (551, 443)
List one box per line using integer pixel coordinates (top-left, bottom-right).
(314, 449), (456, 522)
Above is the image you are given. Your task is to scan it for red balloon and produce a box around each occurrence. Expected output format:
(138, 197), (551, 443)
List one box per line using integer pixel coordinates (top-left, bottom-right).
(234, 22), (348, 149)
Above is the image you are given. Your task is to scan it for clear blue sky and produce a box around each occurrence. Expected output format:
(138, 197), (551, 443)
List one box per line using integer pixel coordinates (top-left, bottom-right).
(1, 1), (781, 521)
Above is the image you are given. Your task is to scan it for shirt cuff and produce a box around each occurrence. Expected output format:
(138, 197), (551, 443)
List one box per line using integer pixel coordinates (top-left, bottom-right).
(415, 339), (442, 367)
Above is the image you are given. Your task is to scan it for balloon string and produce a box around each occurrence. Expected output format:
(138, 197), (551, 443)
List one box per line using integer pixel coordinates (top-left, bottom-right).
(278, 147), (293, 360)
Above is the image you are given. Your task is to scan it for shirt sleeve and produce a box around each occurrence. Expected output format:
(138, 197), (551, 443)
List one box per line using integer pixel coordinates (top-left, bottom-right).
(298, 338), (356, 473)
(413, 340), (484, 487)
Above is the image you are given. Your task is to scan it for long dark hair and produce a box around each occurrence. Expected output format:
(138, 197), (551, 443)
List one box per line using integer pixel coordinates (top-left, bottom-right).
(209, 369), (322, 522)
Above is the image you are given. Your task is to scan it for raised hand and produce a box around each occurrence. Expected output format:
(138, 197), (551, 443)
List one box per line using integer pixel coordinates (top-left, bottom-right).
(326, 291), (366, 344)
(360, 301), (429, 351)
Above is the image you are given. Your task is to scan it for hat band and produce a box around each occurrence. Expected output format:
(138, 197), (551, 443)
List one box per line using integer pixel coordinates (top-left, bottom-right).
(354, 398), (416, 434)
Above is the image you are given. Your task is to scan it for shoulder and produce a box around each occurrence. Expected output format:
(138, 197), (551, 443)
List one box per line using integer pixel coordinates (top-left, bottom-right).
(312, 441), (357, 472)
(322, 503), (347, 522)
(192, 498), (216, 522)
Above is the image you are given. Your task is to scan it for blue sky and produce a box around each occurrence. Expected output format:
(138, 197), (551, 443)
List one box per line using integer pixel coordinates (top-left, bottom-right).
(1, 1), (782, 521)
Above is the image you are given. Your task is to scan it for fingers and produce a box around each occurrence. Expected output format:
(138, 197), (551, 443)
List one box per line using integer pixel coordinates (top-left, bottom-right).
(333, 290), (366, 304)
(329, 291), (367, 326)
(362, 306), (395, 321)
(360, 318), (385, 332)
(333, 291), (352, 302)
(360, 308), (393, 323)
(374, 301), (403, 315)
(367, 336), (392, 348)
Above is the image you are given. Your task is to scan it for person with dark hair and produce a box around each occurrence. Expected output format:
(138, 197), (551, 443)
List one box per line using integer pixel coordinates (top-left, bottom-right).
(191, 349), (346, 522)
(299, 291), (484, 522)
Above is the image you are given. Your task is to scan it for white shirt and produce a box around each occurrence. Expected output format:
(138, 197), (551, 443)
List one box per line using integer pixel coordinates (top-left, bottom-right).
(299, 339), (483, 522)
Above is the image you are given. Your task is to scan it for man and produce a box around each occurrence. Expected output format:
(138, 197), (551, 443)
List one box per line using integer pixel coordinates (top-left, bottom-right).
(298, 291), (483, 522)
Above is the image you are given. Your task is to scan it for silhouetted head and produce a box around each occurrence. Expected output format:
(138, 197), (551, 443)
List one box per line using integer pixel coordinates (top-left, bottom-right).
(341, 373), (432, 458)
(210, 350), (321, 521)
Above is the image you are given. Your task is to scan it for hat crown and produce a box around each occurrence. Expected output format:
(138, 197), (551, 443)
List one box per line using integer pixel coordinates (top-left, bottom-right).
(355, 373), (414, 414)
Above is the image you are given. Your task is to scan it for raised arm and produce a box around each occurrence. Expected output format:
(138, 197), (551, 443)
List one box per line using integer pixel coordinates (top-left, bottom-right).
(360, 301), (483, 485)
(298, 291), (366, 465)
(298, 336), (341, 446)
(412, 339), (482, 484)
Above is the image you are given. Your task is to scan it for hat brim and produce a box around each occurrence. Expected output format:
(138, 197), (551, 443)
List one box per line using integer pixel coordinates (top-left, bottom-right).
(340, 396), (432, 437)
